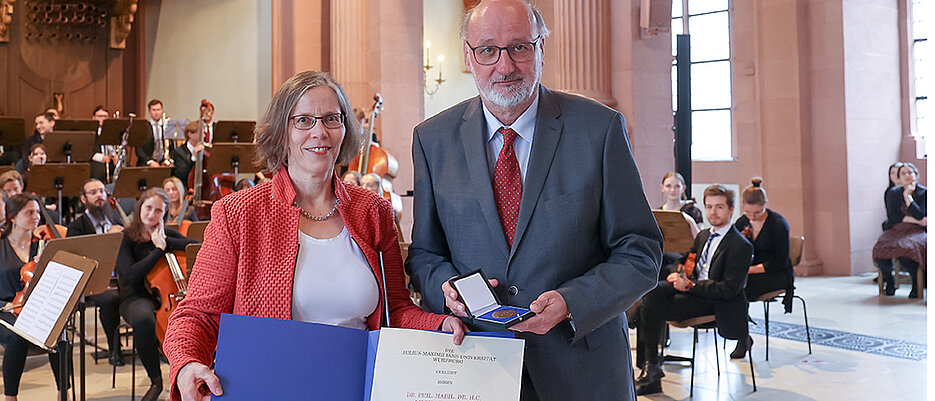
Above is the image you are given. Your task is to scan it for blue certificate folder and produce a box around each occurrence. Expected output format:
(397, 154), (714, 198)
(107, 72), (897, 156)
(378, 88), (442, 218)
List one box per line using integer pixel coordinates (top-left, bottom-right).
(212, 314), (512, 401)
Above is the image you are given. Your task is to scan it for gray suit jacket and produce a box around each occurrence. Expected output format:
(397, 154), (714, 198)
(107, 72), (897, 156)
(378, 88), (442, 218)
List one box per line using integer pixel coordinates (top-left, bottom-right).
(406, 86), (663, 400)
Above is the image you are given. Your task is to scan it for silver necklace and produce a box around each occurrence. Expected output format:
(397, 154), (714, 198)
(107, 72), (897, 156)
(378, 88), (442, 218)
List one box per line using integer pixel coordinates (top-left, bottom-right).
(294, 199), (340, 221)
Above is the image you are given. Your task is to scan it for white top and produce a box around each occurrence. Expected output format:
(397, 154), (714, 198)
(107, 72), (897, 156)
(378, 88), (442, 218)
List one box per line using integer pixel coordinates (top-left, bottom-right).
(291, 228), (379, 330)
(482, 92), (540, 182)
(698, 223), (731, 281)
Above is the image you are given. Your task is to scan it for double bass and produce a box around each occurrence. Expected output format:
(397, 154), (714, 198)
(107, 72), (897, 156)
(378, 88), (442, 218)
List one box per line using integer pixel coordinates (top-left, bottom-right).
(347, 94), (403, 215)
(189, 118), (234, 220)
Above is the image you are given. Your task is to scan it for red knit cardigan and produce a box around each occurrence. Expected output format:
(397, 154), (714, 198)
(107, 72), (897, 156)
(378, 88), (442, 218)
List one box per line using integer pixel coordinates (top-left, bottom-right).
(162, 167), (446, 400)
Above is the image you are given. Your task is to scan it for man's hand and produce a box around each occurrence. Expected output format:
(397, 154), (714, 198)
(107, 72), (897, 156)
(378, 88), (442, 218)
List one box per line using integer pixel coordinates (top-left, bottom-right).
(146, 160), (160, 168)
(107, 225), (125, 233)
(441, 316), (470, 346)
(666, 272), (681, 283)
(509, 291), (569, 335)
(178, 362), (222, 401)
(442, 276), (498, 317)
(672, 276), (693, 292)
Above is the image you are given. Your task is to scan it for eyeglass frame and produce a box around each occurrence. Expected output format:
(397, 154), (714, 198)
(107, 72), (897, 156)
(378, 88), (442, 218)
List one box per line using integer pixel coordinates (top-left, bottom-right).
(289, 113), (346, 130)
(465, 36), (542, 66)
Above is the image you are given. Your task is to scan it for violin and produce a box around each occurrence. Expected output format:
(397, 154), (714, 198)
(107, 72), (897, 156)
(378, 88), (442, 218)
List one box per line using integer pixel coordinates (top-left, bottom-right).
(9, 205), (66, 315)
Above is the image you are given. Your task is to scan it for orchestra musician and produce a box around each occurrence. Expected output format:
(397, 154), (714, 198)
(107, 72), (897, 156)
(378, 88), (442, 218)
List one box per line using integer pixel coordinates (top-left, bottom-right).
(162, 70), (467, 401)
(0, 171), (23, 199)
(0, 194), (70, 400)
(198, 99), (215, 146)
(115, 188), (197, 401)
(138, 99), (168, 167)
(90, 106), (117, 182)
(163, 177), (197, 222)
(23, 112), (55, 157)
(66, 178), (126, 365)
(169, 122), (204, 187)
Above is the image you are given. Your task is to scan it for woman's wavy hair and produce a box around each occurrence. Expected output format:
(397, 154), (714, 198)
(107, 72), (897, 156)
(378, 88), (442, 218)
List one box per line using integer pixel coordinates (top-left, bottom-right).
(125, 188), (169, 243)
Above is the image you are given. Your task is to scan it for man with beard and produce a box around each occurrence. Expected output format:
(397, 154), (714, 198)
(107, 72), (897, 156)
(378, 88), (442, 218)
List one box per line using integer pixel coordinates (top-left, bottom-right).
(67, 178), (126, 365)
(405, 0), (662, 399)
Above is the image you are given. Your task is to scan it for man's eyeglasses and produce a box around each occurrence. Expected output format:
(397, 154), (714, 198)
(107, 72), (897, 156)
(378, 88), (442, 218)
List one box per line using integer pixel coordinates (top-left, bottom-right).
(290, 113), (345, 130)
(466, 37), (541, 66)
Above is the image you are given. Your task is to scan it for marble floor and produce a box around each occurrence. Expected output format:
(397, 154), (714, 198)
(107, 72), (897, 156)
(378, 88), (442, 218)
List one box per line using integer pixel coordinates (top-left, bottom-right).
(632, 275), (927, 400)
(1, 275), (927, 400)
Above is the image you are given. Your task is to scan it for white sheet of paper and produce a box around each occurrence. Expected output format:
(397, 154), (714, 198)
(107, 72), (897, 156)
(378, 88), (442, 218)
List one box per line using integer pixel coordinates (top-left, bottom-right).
(14, 260), (83, 344)
(370, 328), (524, 401)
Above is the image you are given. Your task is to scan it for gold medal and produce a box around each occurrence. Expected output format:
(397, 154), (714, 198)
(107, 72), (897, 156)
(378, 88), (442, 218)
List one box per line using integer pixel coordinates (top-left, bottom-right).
(492, 309), (517, 319)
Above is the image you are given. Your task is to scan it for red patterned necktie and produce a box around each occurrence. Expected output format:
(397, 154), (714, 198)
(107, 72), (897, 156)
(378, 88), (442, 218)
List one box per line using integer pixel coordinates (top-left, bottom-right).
(493, 127), (522, 247)
(203, 125), (211, 144)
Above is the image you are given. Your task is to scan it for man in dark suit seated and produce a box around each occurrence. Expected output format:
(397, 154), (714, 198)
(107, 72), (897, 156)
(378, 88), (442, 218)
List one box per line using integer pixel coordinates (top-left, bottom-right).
(66, 178), (126, 365)
(634, 184), (754, 395)
(170, 122), (205, 187)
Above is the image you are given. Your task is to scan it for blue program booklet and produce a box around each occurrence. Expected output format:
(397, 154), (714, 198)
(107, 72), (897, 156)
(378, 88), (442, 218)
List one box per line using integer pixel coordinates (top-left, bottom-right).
(212, 314), (523, 401)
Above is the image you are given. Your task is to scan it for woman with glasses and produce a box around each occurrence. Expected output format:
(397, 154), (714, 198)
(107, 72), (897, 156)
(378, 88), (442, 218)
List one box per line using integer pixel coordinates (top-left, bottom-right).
(162, 71), (468, 401)
(732, 177), (794, 358)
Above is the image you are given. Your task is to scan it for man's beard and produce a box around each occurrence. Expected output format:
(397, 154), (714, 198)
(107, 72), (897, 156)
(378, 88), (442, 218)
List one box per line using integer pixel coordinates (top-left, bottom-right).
(472, 54), (542, 109)
(87, 202), (108, 221)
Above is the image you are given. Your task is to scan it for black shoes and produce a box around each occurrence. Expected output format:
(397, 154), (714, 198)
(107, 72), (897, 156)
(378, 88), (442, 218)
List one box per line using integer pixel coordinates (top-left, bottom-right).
(108, 349), (125, 367)
(634, 362), (664, 395)
(730, 335), (753, 359)
(141, 382), (163, 401)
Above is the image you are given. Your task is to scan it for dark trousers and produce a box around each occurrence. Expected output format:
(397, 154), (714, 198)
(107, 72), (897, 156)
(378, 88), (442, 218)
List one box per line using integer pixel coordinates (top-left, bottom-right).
(744, 272), (790, 301)
(119, 296), (162, 385)
(0, 312), (69, 396)
(637, 281), (716, 366)
(877, 257), (919, 288)
(87, 289), (121, 353)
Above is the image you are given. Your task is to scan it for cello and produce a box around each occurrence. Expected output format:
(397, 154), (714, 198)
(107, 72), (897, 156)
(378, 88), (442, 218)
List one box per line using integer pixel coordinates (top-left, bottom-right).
(347, 94), (404, 215)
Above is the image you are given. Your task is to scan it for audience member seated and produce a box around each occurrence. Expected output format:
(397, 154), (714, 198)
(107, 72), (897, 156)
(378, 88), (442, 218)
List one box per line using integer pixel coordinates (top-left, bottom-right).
(360, 172), (382, 195)
(732, 177), (795, 357)
(634, 184), (753, 396)
(342, 170), (362, 186)
(163, 177), (197, 223)
(873, 162), (926, 298)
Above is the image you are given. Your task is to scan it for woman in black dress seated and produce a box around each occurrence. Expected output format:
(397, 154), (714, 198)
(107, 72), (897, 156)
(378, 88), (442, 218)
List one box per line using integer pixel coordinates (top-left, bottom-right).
(874, 162), (926, 298)
(0, 194), (68, 400)
(733, 178), (795, 357)
(116, 188), (197, 401)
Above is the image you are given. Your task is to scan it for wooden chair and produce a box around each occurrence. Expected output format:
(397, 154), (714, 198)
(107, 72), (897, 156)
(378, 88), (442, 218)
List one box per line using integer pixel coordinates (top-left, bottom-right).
(667, 315), (756, 396)
(755, 235), (811, 360)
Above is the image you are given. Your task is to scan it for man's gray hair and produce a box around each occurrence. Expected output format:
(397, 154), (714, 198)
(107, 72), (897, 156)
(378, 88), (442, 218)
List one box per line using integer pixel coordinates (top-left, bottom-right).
(459, 0), (552, 42)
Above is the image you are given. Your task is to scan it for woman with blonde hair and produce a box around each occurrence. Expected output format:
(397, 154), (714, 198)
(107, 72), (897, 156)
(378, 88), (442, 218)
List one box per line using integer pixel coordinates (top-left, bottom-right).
(162, 177), (197, 223)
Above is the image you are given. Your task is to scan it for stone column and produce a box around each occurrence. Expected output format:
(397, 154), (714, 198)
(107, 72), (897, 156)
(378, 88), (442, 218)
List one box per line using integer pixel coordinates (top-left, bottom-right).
(553, 0), (614, 105)
(331, 0), (371, 110)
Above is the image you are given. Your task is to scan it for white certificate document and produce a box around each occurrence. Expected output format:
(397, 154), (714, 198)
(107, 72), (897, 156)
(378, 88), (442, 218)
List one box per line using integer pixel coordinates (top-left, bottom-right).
(14, 260), (84, 344)
(370, 328), (524, 401)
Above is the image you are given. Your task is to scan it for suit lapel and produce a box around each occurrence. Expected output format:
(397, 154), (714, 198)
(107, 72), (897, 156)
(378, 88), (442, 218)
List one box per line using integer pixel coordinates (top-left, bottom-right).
(460, 98), (510, 259)
(510, 87), (563, 259)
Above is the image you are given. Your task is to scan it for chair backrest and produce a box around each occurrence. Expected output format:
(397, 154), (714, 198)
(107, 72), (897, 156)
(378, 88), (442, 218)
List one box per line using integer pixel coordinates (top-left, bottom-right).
(789, 236), (805, 266)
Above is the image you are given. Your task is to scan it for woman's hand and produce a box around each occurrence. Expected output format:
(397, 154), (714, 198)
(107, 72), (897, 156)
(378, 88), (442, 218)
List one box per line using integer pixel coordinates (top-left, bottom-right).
(178, 362), (222, 401)
(151, 220), (167, 250)
(441, 315), (469, 346)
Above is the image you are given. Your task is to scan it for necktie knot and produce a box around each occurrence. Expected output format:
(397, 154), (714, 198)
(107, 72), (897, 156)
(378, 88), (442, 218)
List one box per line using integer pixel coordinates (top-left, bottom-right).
(499, 127), (518, 147)
(707, 232), (721, 242)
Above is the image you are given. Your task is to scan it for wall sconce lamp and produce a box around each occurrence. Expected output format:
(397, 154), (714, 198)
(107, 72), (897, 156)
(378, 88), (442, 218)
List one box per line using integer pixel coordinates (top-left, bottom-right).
(424, 40), (445, 96)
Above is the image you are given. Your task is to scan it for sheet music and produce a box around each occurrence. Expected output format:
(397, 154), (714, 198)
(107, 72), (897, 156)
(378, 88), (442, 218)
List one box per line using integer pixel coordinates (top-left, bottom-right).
(14, 261), (83, 343)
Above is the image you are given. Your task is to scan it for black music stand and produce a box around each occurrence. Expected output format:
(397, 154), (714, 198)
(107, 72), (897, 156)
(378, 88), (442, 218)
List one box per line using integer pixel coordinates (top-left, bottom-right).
(33, 233), (124, 401)
(0, 117), (28, 163)
(44, 131), (96, 163)
(27, 163), (90, 224)
(213, 121), (256, 143)
(53, 119), (99, 132)
(205, 143), (259, 179)
(112, 166), (172, 198)
(101, 118), (150, 148)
